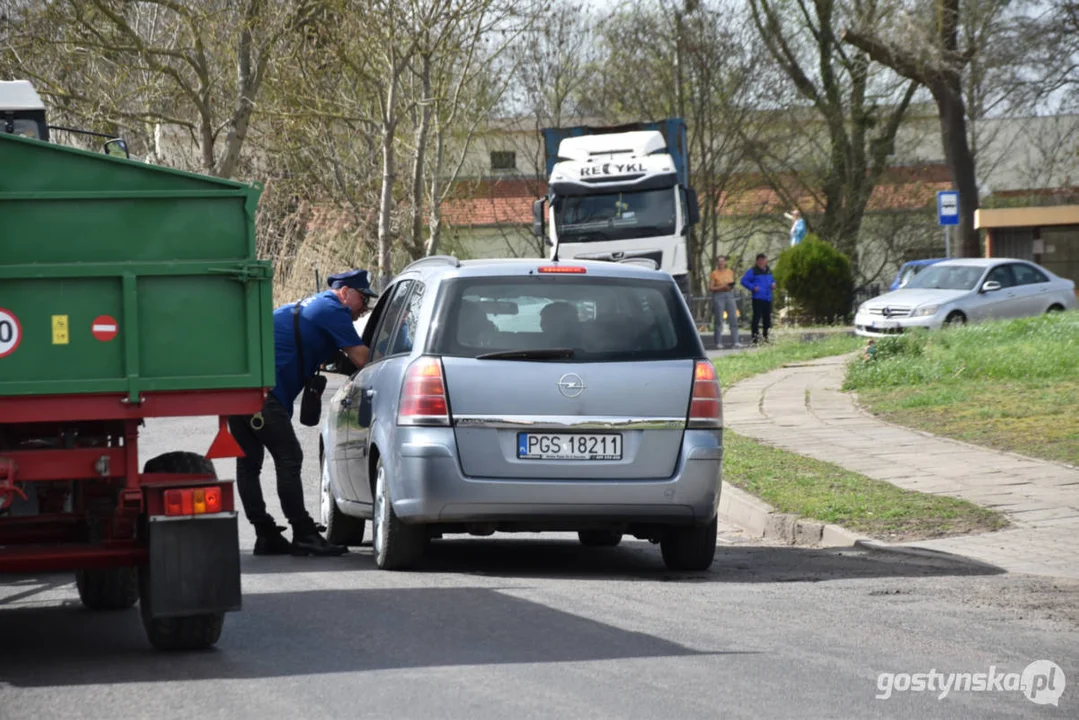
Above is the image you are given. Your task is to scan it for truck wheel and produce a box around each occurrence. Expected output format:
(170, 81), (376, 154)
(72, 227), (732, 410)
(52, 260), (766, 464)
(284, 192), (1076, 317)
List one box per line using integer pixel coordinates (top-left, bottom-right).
(75, 567), (139, 611)
(139, 450), (226, 651)
(322, 453), (365, 546)
(660, 517), (718, 571)
(141, 609), (225, 652)
(578, 530), (623, 547)
(371, 456), (427, 570)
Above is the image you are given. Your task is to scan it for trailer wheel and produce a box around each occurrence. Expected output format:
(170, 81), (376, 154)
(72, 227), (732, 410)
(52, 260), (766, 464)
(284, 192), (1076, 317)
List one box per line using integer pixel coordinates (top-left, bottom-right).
(143, 450), (217, 477)
(139, 450), (225, 651)
(75, 567), (139, 611)
(140, 609), (225, 651)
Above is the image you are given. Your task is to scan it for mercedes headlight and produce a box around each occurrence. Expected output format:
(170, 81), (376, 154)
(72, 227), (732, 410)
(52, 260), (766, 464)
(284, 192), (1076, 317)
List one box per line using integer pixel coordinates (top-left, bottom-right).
(910, 304), (940, 318)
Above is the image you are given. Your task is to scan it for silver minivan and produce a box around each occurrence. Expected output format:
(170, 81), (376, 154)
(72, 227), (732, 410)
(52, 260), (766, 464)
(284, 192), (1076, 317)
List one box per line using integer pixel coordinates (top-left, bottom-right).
(320, 257), (724, 570)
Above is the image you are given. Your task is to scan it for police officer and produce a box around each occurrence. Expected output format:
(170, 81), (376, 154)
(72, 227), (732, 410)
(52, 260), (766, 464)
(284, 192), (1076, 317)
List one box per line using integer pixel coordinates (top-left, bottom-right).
(228, 269), (376, 556)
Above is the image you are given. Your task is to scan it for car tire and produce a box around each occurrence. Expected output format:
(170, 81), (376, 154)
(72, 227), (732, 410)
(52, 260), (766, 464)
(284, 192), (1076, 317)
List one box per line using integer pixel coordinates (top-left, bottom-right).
(321, 452), (366, 546)
(75, 567), (139, 611)
(578, 530), (623, 547)
(660, 517), (718, 571)
(943, 311), (966, 327)
(1047, 304), (1065, 314)
(371, 456), (427, 570)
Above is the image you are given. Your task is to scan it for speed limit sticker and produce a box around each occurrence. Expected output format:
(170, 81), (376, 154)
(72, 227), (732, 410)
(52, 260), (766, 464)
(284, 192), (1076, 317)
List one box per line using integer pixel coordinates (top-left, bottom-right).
(0, 308), (23, 358)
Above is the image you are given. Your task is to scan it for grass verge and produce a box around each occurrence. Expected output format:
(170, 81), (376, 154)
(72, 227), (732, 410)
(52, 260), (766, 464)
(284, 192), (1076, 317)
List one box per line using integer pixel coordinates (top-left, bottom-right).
(845, 313), (1079, 466)
(723, 431), (1010, 542)
(713, 332), (863, 386)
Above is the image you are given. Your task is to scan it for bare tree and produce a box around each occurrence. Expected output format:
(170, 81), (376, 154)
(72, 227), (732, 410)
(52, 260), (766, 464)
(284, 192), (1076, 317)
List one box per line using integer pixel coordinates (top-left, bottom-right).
(5, 0), (314, 178)
(748, 0), (918, 261)
(841, 0), (981, 257)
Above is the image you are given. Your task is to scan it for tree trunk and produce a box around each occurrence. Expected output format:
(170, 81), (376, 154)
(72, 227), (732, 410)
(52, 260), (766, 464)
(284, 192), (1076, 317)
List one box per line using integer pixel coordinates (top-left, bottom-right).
(409, 54), (432, 261)
(933, 81), (980, 257)
(378, 121), (396, 289)
(425, 129), (445, 258)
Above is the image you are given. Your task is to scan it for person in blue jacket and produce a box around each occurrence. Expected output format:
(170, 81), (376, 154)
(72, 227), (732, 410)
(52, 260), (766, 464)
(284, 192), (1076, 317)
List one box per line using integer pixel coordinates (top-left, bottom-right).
(740, 253), (776, 344)
(228, 269), (375, 557)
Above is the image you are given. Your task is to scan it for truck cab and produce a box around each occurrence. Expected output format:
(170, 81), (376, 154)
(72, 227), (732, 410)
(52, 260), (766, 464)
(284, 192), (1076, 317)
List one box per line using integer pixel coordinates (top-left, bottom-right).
(0, 80), (49, 141)
(533, 120), (700, 298)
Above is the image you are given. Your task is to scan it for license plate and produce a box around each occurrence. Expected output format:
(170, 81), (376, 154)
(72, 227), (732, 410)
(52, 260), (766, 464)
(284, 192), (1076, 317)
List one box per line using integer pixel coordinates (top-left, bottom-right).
(517, 433), (623, 460)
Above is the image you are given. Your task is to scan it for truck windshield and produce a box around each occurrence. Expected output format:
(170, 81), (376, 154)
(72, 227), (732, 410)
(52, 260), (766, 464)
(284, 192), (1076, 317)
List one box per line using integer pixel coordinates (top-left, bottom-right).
(555, 187), (676, 243)
(4, 119), (42, 139)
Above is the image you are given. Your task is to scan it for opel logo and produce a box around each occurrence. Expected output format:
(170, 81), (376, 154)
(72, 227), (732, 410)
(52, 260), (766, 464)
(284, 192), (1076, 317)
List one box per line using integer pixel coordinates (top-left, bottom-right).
(557, 373), (585, 398)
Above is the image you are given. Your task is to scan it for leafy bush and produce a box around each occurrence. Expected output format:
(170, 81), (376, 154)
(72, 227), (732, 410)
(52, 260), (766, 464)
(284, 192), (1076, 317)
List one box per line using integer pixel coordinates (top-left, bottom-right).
(773, 235), (854, 323)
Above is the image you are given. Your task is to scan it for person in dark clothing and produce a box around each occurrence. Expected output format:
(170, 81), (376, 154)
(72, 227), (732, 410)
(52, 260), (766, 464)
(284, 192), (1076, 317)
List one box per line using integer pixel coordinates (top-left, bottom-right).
(228, 269), (375, 557)
(740, 253), (776, 344)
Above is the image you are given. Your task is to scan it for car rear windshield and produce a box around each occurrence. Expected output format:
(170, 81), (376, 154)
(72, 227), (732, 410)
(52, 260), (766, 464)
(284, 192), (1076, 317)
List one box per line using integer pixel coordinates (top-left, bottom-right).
(427, 275), (701, 362)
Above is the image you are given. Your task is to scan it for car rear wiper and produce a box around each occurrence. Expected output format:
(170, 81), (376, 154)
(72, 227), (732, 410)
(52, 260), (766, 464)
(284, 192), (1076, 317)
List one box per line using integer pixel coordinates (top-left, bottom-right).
(475, 348), (576, 361)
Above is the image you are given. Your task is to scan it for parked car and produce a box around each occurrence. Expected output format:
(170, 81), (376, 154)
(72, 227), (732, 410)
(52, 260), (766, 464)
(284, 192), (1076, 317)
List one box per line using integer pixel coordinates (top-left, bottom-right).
(889, 258), (948, 291)
(854, 258), (1076, 337)
(320, 256), (724, 571)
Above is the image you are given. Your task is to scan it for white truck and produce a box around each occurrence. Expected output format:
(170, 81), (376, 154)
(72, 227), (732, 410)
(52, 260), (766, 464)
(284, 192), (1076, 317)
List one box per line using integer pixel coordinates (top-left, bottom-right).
(532, 119), (700, 297)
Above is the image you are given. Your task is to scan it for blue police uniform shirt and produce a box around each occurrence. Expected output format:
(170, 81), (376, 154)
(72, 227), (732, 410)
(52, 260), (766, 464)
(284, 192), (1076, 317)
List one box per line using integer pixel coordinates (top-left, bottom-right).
(271, 290), (363, 414)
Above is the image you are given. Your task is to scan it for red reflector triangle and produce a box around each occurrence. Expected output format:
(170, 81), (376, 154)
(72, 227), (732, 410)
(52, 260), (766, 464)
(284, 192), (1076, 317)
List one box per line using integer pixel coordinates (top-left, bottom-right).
(206, 417), (245, 460)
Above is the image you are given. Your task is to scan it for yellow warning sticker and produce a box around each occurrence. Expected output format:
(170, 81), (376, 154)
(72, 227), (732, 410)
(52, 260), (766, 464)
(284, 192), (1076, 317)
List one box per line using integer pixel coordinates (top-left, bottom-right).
(52, 315), (70, 345)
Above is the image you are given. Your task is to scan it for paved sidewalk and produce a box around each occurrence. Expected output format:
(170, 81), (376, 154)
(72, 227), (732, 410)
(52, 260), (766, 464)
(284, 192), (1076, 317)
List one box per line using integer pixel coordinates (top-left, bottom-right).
(723, 355), (1079, 579)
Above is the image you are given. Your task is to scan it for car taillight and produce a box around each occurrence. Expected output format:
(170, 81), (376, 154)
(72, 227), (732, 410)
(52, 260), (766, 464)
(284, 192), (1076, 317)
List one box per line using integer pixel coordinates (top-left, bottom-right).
(164, 487), (223, 517)
(398, 356), (450, 426)
(688, 360), (723, 428)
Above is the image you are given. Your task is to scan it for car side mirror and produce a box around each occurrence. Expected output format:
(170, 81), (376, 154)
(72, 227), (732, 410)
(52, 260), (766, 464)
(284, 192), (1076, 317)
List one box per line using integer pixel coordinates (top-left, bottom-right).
(981, 280), (1002, 293)
(103, 138), (129, 159)
(532, 198), (546, 239)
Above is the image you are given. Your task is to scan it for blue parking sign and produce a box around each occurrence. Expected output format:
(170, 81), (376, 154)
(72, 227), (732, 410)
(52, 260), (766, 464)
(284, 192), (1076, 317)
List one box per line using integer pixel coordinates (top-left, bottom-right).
(937, 191), (959, 226)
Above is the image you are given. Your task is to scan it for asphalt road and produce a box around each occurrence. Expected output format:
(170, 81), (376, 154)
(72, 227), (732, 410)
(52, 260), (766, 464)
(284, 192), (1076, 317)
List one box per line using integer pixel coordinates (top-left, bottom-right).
(2, 393), (1078, 720)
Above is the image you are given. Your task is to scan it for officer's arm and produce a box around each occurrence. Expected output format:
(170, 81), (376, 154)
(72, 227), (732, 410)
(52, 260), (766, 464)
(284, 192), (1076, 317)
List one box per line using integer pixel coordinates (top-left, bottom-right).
(342, 344), (369, 369)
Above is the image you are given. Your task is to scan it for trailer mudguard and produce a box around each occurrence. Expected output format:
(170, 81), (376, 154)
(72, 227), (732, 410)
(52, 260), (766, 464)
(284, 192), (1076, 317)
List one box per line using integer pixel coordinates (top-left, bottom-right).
(142, 513), (242, 618)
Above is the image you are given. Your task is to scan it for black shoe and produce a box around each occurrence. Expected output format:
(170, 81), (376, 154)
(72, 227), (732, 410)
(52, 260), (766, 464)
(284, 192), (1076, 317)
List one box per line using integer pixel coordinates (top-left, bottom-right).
(253, 525), (292, 556)
(291, 531), (348, 557)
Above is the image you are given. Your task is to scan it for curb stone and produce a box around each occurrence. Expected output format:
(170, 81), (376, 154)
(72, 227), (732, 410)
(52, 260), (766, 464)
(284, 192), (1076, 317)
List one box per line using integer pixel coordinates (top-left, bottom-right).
(717, 481), (869, 548)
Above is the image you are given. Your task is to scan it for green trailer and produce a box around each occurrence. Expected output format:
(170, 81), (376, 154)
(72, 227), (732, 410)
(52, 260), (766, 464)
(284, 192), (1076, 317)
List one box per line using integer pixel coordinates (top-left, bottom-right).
(0, 130), (274, 650)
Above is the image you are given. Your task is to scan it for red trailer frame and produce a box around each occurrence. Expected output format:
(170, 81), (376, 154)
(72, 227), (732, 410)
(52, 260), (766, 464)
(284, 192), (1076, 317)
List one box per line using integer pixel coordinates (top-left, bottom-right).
(0, 388), (262, 572)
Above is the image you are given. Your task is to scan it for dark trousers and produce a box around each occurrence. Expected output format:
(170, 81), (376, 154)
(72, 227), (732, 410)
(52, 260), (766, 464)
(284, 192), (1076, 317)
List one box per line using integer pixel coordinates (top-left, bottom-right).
(751, 298), (773, 341)
(228, 395), (316, 538)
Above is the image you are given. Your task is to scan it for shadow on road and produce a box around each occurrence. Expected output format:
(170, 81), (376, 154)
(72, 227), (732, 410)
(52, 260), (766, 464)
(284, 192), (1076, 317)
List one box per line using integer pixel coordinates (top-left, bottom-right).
(0, 584), (750, 688)
(407, 537), (1005, 583)
(237, 537), (1004, 582)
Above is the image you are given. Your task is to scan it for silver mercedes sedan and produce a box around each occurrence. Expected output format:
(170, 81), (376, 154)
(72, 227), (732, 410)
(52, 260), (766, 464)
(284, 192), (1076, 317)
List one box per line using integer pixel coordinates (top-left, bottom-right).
(319, 257), (725, 571)
(855, 258), (1076, 337)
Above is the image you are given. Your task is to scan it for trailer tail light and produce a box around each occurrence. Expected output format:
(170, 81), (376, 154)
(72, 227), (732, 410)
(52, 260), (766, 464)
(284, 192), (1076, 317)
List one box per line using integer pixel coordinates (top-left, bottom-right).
(164, 487), (223, 517)
(688, 360), (723, 429)
(538, 265), (586, 273)
(398, 356), (450, 426)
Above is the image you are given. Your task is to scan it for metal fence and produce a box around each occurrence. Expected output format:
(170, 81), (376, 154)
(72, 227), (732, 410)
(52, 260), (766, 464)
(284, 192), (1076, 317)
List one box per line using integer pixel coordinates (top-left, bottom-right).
(690, 284), (882, 328)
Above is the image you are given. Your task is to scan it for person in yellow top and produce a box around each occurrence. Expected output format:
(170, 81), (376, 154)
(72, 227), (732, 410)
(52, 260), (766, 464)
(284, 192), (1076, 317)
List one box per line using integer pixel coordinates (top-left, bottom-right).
(709, 255), (739, 348)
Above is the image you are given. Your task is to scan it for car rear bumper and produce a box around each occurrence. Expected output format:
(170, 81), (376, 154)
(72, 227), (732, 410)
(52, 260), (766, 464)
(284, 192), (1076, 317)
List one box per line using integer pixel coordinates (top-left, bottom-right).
(389, 427), (723, 525)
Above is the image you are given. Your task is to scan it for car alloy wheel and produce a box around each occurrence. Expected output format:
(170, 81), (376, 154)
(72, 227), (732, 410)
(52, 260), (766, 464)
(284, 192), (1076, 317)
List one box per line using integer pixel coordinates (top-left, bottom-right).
(320, 455), (333, 528)
(373, 462), (389, 559)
